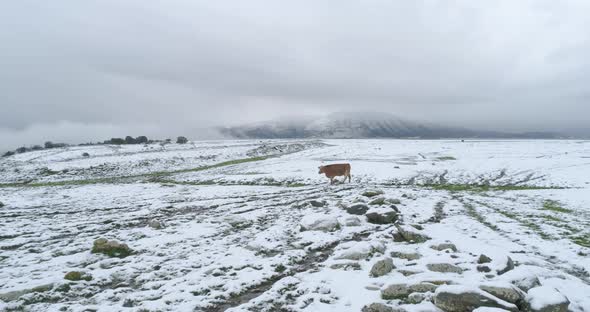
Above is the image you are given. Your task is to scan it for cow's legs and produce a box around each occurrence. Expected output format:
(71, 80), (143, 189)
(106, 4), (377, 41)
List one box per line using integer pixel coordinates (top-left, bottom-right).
(348, 173), (352, 183)
(330, 177), (334, 185)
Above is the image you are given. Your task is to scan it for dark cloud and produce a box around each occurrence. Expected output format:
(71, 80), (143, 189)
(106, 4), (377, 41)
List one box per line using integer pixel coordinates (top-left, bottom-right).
(1, 0), (590, 150)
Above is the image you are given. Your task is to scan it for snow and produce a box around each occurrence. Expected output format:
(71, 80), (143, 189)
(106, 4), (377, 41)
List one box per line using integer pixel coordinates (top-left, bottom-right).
(1, 139), (589, 311)
(526, 286), (569, 310)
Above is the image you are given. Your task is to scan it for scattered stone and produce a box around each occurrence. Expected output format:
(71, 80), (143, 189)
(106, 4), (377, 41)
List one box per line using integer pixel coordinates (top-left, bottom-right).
(346, 204), (369, 215)
(478, 265), (492, 273)
(382, 283), (439, 300)
(497, 256), (515, 275)
(335, 242), (386, 261)
(479, 284), (525, 305)
(369, 197), (386, 205)
(91, 238), (133, 258)
(395, 225), (431, 243)
(362, 303), (402, 312)
(366, 211), (398, 224)
(300, 214), (340, 232)
(427, 263), (463, 274)
(365, 285), (381, 291)
(362, 190), (384, 198)
(148, 220), (164, 229)
(434, 285), (518, 312)
(64, 271), (92, 281)
(370, 258), (395, 277)
(176, 136), (188, 144)
(343, 216), (362, 226)
(478, 254), (492, 264)
(82, 152), (90, 157)
(0, 201), (4, 207)
(390, 251), (421, 261)
(330, 262), (361, 271)
(309, 200), (326, 207)
(430, 243), (458, 252)
(525, 286), (569, 312)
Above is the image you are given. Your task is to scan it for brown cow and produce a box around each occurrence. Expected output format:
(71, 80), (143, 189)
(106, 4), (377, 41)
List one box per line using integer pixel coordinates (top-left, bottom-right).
(319, 163), (351, 184)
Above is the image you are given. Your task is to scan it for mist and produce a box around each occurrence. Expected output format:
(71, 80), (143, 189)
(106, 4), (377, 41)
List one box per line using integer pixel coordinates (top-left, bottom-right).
(2, 0), (590, 151)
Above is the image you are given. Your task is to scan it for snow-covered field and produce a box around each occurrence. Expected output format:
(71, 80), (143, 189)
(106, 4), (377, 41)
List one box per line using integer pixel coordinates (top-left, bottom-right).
(1, 139), (589, 312)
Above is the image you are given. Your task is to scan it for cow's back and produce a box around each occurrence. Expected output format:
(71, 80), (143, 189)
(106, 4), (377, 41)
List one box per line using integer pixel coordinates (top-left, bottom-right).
(323, 163), (350, 176)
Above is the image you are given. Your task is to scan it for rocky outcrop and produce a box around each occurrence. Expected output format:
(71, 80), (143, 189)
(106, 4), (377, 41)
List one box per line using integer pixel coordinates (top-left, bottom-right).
(430, 243), (458, 252)
(346, 204), (369, 215)
(381, 282), (439, 300)
(427, 263), (463, 274)
(300, 215), (340, 232)
(366, 211), (398, 224)
(434, 285), (518, 312)
(362, 303), (404, 312)
(390, 251), (421, 261)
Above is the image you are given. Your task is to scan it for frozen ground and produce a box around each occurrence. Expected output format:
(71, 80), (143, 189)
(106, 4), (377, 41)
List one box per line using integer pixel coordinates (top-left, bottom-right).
(0, 139), (589, 312)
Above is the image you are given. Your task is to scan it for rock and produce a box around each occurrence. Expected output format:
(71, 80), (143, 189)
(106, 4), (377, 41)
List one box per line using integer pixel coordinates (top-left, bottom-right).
(395, 224), (431, 243)
(309, 200), (325, 207)
(479, 284), (525, 305)
(343, 216), (361, 226)
(0, 283), (54, 302)
(430, 243), (458, 252)
(362, 190), (384, 198)
(176, 136), (188, 144)
(136, 136), (148, 144)
(434, 285), (519, 312)
(330, 262), (361, 271)
(335, 241), (385, 260)
(382, 283), (439, 300)
(398, 269), (421, 276)
(478, 265), (492, 273)
(64, 271), (92, 281)
(366, 211), (398, 224)
(386, 198), (402, 205)
(346, 204), (369, 215)
(407, 292), (429, 304)
(478, 254), (492, 264)
(525, 286), (569, 312)
(82, 152), (90, 157)
(125, 136), (137, 144)
(0, 201), (4, 207)
(390, 251), (421, 261)
(300, 214), (340, 232)
(473, 308), (512, 312)
(148, 220), (164, 229)
(91, 238), (132, 258)
(369, 197), (386, 205)
(512, 275), (541, 292)
(362, 303), (402, 312)
(497, 256), (515, 275)
(370, 258), (395, 277)
(427, 263), (463, 274)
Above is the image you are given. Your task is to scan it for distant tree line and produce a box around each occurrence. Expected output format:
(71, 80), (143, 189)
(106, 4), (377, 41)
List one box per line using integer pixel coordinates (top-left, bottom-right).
(2, 136), (191, 158)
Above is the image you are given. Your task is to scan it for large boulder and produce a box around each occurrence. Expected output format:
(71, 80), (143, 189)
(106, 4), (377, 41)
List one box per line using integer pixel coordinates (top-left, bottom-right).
(390, 251), (421, 261)
(176, 136), (189, 144)
(300, 214), (340, 232)
(395, 224), (431, 243)
(91, 238), (132, 258)
(479, 283), (525, 305)
(382, 283), (439, 300)
(362, 303), (403, 312)
(524, 286), (569, 312)
(343, 216), (361, 226)
(434, 285), (518, 312)
(366, 211), (398, 224)
(427, 263), (463, 274)
(136, 136), (148, 144)
(370, 258), (395, 277)
(346, 204), (369, 215)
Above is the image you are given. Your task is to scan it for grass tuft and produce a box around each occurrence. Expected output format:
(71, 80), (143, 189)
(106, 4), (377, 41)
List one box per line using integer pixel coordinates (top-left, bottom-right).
(541, 200), (572, 213)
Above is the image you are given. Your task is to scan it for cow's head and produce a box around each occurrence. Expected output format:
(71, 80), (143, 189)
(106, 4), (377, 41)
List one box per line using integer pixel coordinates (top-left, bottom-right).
(318, 166), (324, 174)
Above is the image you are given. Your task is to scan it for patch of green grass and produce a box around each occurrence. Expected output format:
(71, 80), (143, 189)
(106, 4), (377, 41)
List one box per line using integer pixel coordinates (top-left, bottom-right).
(436, 156), (457, 161)
(541, 200), (572, 213)
(570, 234), (590, 247)
(462, 202), (499, 231)
(0, 156), (271, 188)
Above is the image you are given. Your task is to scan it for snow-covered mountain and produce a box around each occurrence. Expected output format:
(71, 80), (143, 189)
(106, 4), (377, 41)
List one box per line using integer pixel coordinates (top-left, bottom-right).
(220, 112), (562, 139)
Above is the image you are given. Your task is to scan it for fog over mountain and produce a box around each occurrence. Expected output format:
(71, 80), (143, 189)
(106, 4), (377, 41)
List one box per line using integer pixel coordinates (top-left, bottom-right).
(2, 1), (590, 151)
(220, 112), (565, 139)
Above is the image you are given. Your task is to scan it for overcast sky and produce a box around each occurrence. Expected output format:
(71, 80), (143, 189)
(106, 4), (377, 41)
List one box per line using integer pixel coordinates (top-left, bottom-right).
(1, 0), (590, 150)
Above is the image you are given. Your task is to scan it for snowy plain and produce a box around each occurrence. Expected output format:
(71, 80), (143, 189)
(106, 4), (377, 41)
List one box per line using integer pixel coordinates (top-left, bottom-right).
(0, 139), (589, 311)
